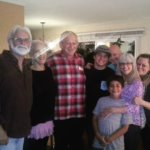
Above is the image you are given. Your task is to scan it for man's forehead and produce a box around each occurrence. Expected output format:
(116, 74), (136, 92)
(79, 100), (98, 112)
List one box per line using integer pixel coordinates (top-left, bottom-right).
(110, 46), (121, 53)
(15, 31), (29, 37)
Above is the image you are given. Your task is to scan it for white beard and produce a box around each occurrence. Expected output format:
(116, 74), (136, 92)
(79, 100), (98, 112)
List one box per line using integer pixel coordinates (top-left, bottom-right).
(11, 43), (30, 56)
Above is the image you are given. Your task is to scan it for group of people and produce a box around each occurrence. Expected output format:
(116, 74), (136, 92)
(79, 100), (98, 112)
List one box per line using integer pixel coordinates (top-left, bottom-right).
(0, 24), (149, 150)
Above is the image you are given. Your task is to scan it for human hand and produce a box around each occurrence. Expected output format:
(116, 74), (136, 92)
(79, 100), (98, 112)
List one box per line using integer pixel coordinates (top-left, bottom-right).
(104, 136), (112, 144)
(96, 136), (106, 146)
(99, 108), (115, 119)
(134, 97), (143, 106)
(0, 125), (8, 145)
(85, 63), (93, 69)
(95, 132), (108, 146)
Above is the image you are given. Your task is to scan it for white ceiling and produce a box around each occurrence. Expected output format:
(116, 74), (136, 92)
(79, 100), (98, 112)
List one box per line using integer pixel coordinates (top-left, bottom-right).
(1, 0), (150, 29)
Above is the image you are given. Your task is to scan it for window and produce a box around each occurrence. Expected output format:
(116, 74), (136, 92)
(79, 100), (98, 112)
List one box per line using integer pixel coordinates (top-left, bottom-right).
(78, 29), (144, 57)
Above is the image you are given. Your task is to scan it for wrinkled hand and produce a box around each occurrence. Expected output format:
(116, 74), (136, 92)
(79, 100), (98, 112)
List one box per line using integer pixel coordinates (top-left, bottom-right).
(28, 121), (54, 140)
(0, 125), (8, 145)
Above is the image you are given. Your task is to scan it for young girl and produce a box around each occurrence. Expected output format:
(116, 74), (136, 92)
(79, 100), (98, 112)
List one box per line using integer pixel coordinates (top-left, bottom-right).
(92, 75), (131, 150)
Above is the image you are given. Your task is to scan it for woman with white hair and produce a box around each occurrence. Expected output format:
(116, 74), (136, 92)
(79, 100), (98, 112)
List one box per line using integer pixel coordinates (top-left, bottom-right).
(23, 40), (57, 150)
(118, 53), (145, 150)
(100, 53), (145, 150)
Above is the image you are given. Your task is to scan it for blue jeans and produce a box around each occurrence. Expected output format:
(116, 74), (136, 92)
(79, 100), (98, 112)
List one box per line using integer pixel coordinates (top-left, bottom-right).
(0, 138), (24, 150)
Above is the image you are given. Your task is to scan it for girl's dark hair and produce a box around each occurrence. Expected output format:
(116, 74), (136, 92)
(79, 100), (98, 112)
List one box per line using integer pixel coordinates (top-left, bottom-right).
(107, 75), (124, 88)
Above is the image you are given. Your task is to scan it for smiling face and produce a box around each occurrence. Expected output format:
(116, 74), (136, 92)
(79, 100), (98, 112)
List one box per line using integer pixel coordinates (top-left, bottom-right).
(109, 81), (123, 99)
(119, 53), (137, 77)
(60, 33), (78, 57)
(109, 44), (121, 65)
(119, 62), (133, 75)
(30, 40), (47, 66)
(94, 52), (109, 69)
(137, 57), (150, 76)
(34, 52), (47, 65)
(11, 31), (31, 56)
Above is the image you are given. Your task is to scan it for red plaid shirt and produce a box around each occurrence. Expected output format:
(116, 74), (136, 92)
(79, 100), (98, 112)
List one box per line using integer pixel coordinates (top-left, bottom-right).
(47, 51), (86, 120)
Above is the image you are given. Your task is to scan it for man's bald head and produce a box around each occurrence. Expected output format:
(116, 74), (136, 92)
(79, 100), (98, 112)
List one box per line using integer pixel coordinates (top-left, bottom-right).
(109, 44), (122, 65)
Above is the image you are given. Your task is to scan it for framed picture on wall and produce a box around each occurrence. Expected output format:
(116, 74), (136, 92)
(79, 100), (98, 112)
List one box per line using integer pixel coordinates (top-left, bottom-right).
(94, 36), (139, 57)
(109, 38), (135, 56)
(78, 29), (144, 57)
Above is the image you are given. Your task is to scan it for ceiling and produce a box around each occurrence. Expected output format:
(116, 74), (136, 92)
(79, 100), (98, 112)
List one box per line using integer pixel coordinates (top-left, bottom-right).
(1, 0), (150, 29)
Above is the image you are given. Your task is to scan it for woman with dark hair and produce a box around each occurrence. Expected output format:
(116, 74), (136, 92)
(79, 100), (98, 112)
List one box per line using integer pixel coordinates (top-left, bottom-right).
(134, 53), (150, 150)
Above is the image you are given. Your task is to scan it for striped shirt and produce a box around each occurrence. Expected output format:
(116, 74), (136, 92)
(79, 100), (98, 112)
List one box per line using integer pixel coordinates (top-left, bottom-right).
(47, 51), (86, 120)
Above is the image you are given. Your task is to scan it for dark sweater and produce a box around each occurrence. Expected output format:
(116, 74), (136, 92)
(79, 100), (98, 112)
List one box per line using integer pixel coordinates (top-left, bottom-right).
(143, 84), (150, 125)
(30, 66), (56, 126)
(0, 50), (32, 138)
(85, 67), (115, 118)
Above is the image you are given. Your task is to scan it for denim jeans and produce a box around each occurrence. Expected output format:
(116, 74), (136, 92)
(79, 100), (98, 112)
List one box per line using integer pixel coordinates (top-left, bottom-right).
(0, 138), (24, 150)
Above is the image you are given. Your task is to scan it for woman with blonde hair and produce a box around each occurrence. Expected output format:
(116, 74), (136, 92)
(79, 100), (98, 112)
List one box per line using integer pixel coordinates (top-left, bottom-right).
(101, 53), (145, 150)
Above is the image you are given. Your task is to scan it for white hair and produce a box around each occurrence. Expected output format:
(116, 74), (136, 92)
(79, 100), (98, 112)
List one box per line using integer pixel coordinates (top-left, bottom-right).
(59, 31), (78, 43)
(7, 25), (32, 44)
(29, 39), (48, 58)
(119, 53), (140, 83)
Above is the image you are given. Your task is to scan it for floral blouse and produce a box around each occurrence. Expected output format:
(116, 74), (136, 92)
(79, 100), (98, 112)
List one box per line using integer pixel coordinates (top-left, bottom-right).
(121, 80), (146, 127)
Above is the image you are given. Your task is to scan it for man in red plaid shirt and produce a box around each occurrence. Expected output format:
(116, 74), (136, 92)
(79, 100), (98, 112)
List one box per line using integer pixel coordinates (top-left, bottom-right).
(47, 31), (86, 150)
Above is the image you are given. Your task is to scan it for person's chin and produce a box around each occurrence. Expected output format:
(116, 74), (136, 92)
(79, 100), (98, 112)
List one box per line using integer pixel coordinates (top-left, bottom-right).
(13, 49), (29, 56)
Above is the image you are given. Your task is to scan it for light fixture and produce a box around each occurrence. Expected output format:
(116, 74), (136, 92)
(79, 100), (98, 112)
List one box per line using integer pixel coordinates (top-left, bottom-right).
(40, 22), (45, 41)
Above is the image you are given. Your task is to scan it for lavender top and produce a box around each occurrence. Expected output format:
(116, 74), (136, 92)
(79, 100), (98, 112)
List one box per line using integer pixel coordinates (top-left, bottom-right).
(121, 80), (145, 127)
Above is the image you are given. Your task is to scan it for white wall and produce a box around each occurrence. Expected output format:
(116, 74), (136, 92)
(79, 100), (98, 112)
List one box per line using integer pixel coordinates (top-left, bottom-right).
(31, 17), (150, 55)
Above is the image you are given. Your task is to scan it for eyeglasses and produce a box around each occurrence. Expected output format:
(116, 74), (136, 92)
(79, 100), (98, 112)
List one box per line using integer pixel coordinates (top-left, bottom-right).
(13, 38), (31, 43)
(119, 62), (133, 66)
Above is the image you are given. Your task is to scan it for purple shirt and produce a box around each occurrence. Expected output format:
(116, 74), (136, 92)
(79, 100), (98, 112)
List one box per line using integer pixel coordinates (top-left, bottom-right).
(121, 80), (145, 127)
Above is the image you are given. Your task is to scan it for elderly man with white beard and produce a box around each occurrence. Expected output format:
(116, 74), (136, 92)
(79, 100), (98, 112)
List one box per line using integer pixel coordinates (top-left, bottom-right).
(0, 25), (33, 150)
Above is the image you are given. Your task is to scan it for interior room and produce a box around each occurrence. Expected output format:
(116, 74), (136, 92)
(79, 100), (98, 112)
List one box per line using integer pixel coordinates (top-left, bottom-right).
(0, 0), (150, 56)
(0, 1), (149, 150)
